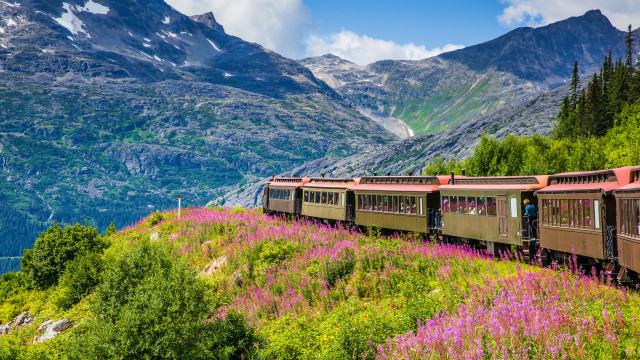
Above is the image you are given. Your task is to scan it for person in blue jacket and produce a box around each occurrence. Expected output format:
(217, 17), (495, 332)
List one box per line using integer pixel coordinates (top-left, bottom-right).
(524, 199), (537, 239)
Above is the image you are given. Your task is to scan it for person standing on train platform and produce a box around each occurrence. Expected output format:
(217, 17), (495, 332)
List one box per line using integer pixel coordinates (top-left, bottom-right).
(524, 199), (538, 239)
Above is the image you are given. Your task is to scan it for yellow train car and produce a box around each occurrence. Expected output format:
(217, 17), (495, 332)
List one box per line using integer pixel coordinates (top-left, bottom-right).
(352, 176), (449, 234)
(301, 178), (359, 222)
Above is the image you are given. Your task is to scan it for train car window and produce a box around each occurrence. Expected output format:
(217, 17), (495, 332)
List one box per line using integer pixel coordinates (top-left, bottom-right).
(584, 199), (591, 227)
(383, 196), (388, 212)
(405, 196), (411, 213)
(487, 197), (496, 216)
(419, 197), (424, 215)
(304, 191), (309, 203)
(450, 196), (458, 213)
(560, 200), (569, 226)
(594, 200), (600, 229)
(321, 192), (327, 204)
(357, 195), (362, 210)
(328, 192), (334, 205)
(468, 197), (476, 215)
(378, 195), (383, 212)
(577, 200), (584, 228)
(459, 197), (467, 214)
(315, 192), (321, 204)
(477, 197), (486, 215)
(392, 196), (397, 212)
(410, 197), (416, 214)
(441, 196), (449, 212)
(634, 199), (640, 236)
(367, 195), (372, 210)
(510, 197), (518, 218)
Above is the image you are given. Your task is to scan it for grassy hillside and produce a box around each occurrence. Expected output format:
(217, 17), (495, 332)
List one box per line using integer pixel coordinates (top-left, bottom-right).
(1, 208), (639, 359)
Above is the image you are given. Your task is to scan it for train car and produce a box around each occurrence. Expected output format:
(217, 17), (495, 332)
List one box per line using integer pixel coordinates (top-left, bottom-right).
(301, 178), (359, 222)
(438, 175), (549, 254)
(536, 167), (635, 267)
(352, 175), (450, 234)
(614, 167), (640, 281)
(263, 177), (310, 215)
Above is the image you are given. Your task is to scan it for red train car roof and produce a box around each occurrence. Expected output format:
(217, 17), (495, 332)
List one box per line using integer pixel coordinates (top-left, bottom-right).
(438, 175), (549, 191)
(266, 177), (310, 188)
(614, 167), (640, 193)
(538, 166), (637, 194)
(303, 178), (360, 189)
(353, 175), (450, 192)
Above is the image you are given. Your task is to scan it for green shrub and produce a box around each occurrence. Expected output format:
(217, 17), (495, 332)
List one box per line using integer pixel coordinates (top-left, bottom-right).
(55, 252), (104, 310)
(0, 272), (29, 302)
(21, 221), (108, 290)
(63, 240), (260, 359)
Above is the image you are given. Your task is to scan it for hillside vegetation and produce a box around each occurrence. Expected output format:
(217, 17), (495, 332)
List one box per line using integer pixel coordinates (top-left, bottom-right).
(0, 208), (639, 359)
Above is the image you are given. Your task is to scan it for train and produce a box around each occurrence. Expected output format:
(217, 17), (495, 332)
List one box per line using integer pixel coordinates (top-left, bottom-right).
(262, 166), (640, 285)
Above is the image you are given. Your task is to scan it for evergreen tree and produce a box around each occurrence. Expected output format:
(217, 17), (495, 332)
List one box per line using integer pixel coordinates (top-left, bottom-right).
(625, 25), (634, 68)
(570, 60), (580, 109)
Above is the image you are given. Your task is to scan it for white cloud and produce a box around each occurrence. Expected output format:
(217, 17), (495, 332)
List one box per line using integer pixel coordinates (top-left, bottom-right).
(165, 0), (310, 58)
(497, 0), (640, 30)
(306, 30), (464, 65)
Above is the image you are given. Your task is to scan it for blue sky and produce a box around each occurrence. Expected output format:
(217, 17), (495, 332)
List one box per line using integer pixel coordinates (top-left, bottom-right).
(305, 0), (507, 49)
(166, 0), (640, 65)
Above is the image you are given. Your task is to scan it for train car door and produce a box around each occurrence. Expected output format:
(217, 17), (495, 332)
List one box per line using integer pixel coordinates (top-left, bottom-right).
(497, 195), (508, 236)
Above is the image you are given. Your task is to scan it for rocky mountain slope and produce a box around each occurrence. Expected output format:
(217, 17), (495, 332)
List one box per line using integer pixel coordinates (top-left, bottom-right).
(300, 10), (629, 136)
(0, 0), (393, 263)
(218, 83), (568, 207)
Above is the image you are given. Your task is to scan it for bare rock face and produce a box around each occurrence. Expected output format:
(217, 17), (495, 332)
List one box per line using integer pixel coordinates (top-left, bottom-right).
(190, 12), (225, 33)
(36, 320), (53, 333)
(33, 319), (72, 344)
(0, 311), (34, 336)
(150, 231), (162, 242)
(199, 256), (227, 277)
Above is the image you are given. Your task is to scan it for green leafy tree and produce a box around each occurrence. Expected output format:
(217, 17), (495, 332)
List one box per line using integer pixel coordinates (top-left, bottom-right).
(55, 252), (104, 309)
(63, 240), (261, 360)
(21, 221), (108, 290)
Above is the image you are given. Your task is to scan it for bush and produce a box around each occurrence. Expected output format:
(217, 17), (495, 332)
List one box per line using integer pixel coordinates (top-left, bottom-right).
(0, 272), (29, 302)
(55, 252), (104, 310)
(63, 240), (260, 359)
(21, 221), (108, 290)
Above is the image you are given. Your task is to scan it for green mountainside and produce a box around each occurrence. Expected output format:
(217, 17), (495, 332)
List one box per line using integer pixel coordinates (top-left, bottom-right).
(0, 72), (391, 262)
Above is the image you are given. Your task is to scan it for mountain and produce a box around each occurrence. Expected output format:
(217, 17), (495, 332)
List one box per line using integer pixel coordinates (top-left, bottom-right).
(300, 10), (629, 136)
(218, 83), (568, 207)
(0, 0), (393, 265)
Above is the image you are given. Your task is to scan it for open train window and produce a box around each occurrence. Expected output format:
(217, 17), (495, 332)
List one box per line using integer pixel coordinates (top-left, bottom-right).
(393, 196), (398, 212)
(315, 192), (321, 204)
(560, 200), (569, 226)
(468, 197), (476, 215)
(383, 195), (388, 212)
(442, 196), (450, 212)
(410, 197), (416, 214)
(321, 192), (327, 204)
(459, 196), (467, 214)
(477, 197), (486, 216)
(487, 197), (496, 216)
(328, 192), (334, 205)
(450, 196), (458, 213)
(304, 191), (309, 203)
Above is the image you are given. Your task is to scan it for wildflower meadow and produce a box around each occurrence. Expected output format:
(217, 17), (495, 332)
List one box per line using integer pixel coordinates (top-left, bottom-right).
(117, 207), (640, 359)
(1, 207), (639, 359)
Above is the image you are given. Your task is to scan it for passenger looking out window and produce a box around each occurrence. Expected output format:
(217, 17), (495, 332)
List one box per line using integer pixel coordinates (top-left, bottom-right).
(450, 196), (458, 213)
(477, 197), (486, 216)
(410, 197), (416, 214)
(468, 197), (476, 215)
(442, 196), (449, 212)
(405, 196), (411, 213)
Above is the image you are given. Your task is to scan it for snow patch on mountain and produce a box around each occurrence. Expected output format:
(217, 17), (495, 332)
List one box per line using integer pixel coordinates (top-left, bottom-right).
(162, 16), (170, 24)
(207, 39), (220, 52)
(77, 1), (109, 15)
(54, 3), (89, 37)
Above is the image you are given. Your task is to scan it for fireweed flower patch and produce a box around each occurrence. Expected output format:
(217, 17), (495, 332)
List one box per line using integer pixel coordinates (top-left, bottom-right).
(111, 208), (640, 359)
